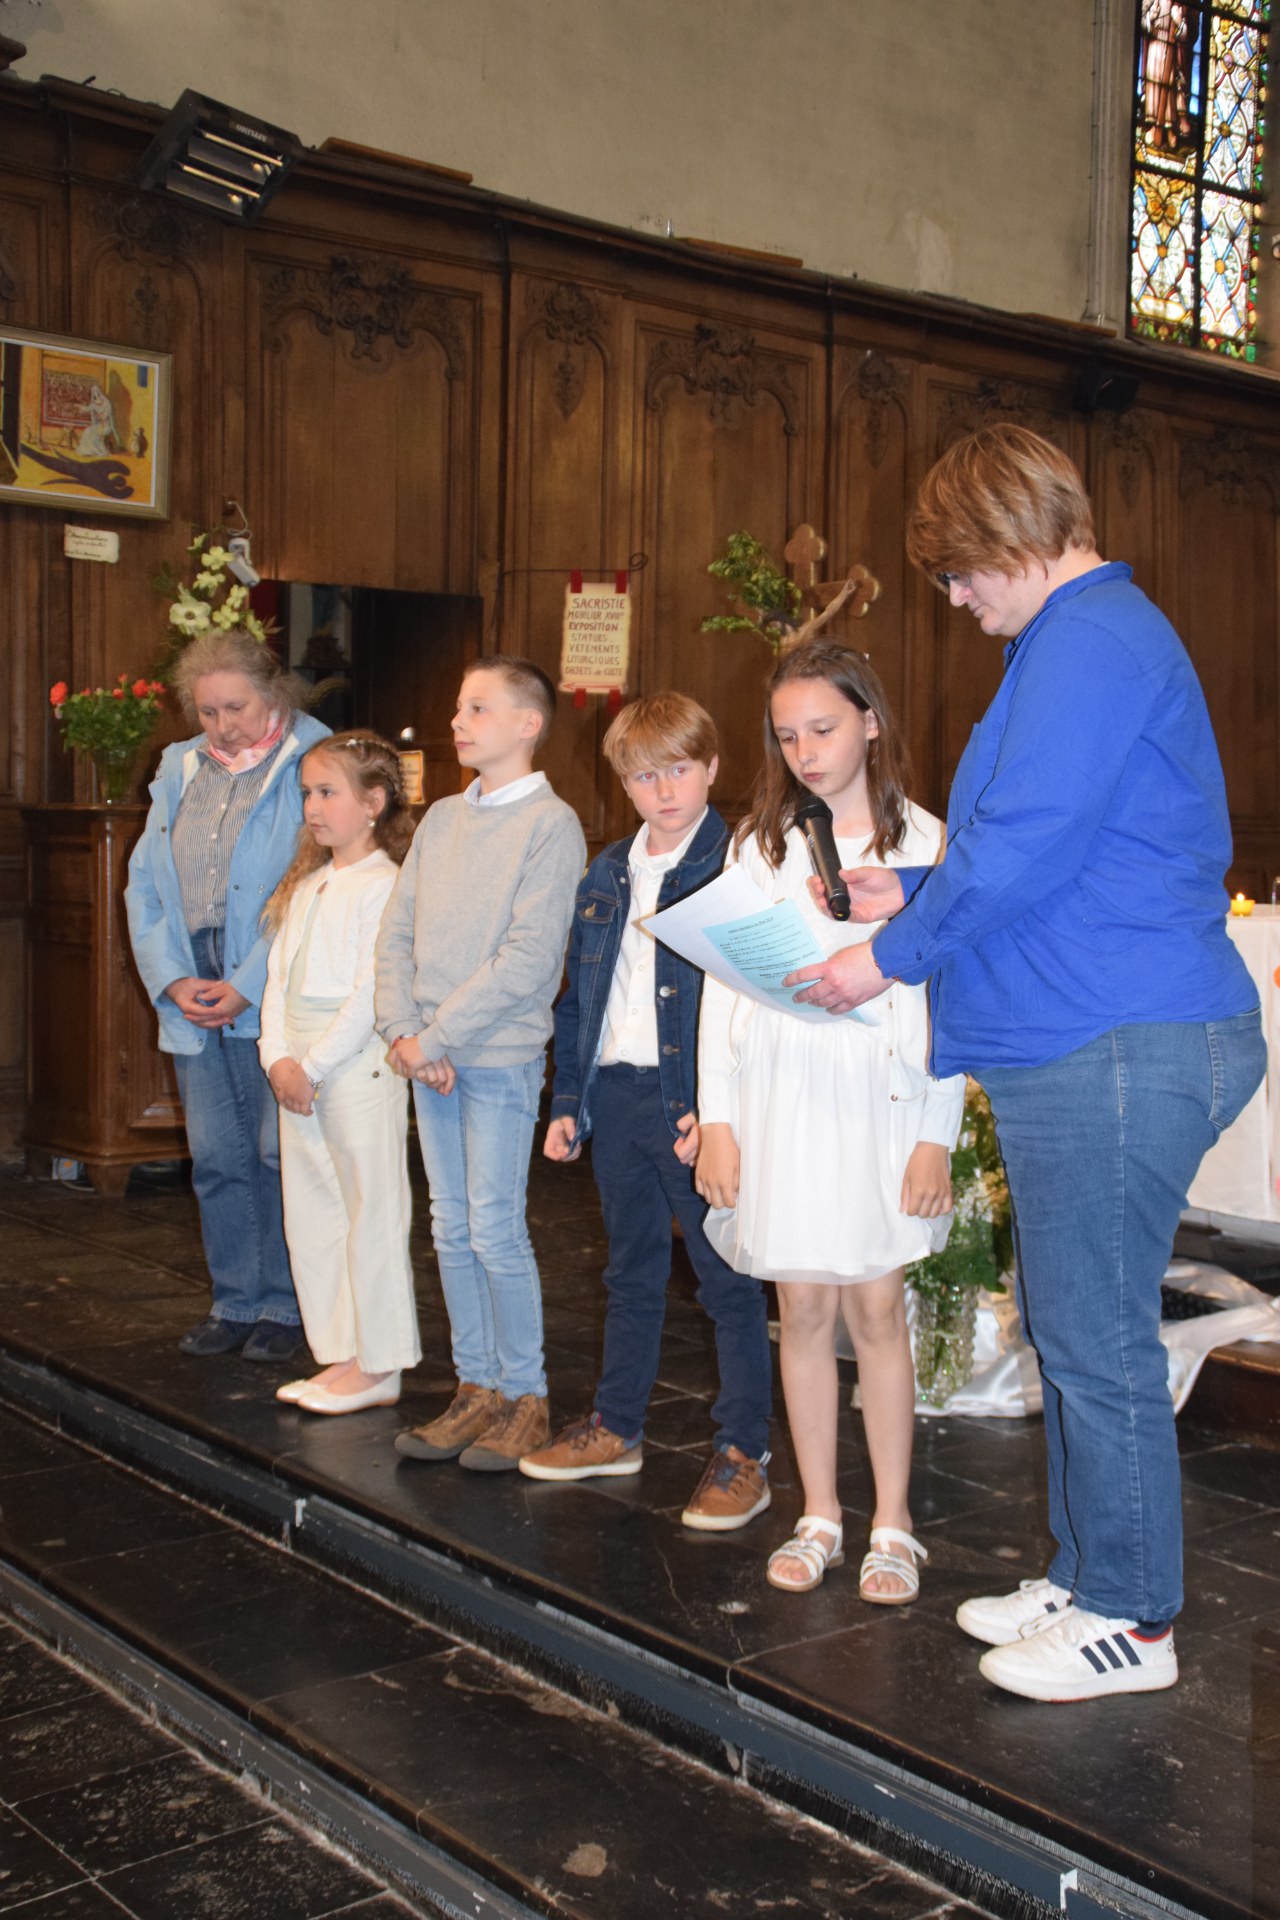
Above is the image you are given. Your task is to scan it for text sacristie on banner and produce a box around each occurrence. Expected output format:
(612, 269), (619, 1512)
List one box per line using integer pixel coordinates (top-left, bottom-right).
(560, 582), (631, 697)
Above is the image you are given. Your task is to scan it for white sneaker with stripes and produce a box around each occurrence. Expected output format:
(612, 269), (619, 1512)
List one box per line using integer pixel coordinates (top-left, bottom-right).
(978, 1605), (1177, 1701)
(956, 1577), (1073, 1646)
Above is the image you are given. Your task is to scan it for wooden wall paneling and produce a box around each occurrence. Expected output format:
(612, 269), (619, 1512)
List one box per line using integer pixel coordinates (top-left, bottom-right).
(830, 342), (918, 788)
(1086, 407), (1167, 605)
(1176, 427), (1280, 891)
(248, 244), (484, 595)
(633, 310), (827, 817)
(503, 273), (628, 843)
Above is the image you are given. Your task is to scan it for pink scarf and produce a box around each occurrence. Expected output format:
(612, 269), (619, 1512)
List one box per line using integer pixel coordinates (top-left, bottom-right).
(204, 710), (286, 773)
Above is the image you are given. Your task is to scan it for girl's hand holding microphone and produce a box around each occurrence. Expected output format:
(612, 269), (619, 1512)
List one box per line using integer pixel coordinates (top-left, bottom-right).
(694, 1121), (739, 1210)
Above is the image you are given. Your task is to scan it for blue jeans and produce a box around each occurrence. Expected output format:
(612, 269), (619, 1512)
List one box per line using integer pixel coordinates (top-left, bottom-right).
(412, 1059), (545, 1398)
(589, 1066), (772, 1458)
(980, 1011), (1265, 1622)
(172, 927), (299, 1328)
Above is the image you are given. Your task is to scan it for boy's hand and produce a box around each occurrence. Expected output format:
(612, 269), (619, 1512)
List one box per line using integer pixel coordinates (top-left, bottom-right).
(269, 1059), (315, 1116)
(544, 1116), (581, 1162)
(694, 1122), (740, 1210)
(900, 1142), (952, 1218)
(389, 1034), (426, 1079)
(672, 1111), (700, 1166)
(417, 1054), (456, 1097)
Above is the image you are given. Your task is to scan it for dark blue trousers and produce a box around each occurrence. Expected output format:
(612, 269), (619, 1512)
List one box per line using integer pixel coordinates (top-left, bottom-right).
(589, 1065), (771, 1458)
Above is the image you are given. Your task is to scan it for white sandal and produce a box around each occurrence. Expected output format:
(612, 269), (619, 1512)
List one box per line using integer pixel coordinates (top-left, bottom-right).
(859, 1527), (927, 1606)
(766, 1515), (845, 1593)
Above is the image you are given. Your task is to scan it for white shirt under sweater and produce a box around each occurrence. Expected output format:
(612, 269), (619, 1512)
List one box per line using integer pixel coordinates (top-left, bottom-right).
(374, 778), (586, 1068)
(598, 812), (705, 1070)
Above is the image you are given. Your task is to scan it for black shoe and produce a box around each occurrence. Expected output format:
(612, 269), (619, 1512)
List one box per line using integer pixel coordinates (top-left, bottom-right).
(178, 1316), (251, 1357)
(241, 1321), (304, 1363)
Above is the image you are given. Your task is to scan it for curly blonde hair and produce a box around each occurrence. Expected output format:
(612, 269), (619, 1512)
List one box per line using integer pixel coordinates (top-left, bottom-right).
(264, 730), (414, 931)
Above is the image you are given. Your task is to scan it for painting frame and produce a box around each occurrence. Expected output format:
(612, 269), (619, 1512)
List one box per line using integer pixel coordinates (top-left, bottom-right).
(0, 324), (173, 520)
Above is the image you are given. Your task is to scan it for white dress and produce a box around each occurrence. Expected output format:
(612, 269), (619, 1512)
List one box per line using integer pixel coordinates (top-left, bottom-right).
(697, 804), (966, 1285)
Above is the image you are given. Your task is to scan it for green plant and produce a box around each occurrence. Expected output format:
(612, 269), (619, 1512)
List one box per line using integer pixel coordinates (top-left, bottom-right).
(49, 674), (165, 761)
(702, 531), (802, 652)
(908, 1080), (1012, 1303)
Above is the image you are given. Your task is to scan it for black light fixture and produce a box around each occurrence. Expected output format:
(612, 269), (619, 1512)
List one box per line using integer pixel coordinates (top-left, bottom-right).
(135, 89), (301, 224)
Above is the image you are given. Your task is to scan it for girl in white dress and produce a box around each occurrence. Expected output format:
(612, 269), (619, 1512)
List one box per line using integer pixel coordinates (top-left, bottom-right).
(695, 644), (965, 1599)
(259, 732), (422, 1416)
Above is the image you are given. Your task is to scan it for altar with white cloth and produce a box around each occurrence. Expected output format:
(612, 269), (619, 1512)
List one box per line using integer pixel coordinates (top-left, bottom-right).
(1185, 905), (1280, 1233)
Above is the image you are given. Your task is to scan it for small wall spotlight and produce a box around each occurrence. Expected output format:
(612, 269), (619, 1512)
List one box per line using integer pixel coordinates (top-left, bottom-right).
(135, 90), (301, 225)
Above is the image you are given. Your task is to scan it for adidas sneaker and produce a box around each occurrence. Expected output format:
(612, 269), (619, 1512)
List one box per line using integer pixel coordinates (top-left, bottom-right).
(956, 1576), (1073, 1646)
(978, 1606), (1177, 1702)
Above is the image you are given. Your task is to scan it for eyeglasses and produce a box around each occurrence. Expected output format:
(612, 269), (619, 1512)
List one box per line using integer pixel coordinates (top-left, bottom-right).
(934, 571), (972, 592)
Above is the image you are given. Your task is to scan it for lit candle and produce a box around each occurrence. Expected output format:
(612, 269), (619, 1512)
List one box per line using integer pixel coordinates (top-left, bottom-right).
(1231, 892), (1255, 916)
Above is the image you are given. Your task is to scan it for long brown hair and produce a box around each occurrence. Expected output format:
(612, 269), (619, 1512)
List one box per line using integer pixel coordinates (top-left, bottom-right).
(265, 730), (414, 931)
(736, 643), (911, 867)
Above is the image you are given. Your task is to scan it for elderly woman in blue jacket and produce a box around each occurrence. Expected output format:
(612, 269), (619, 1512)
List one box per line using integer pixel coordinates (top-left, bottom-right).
(786, 426), (1264, 1704)
(127, 630), (330, 1359)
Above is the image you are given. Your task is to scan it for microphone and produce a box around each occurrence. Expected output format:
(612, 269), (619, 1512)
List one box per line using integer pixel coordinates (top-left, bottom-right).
(795, 797), (851, 921)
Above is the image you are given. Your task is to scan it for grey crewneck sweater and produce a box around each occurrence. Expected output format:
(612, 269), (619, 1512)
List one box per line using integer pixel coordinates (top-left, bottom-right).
(374, 783), (586, 1068)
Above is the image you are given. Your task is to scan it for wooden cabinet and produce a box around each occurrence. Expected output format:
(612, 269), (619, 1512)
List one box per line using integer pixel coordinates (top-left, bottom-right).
(23, 805), (186, 1194)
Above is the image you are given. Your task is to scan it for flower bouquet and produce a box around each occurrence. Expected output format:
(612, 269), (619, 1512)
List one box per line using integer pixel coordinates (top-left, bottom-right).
(154, 531), (273, 669)
(908, 1081), (1012, 1408)
(49, 675), (166, 802)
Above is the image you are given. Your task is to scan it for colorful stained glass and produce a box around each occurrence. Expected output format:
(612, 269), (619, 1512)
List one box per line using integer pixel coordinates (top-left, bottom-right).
(1129, 1), (1270, 359)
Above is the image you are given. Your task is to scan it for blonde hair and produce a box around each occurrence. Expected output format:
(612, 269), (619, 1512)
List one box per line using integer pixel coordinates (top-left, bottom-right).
(264, 730), (413, 932)
(603, 692), (718, 777)
(737, 642), (910, 867)
(171, 630), (310, 724)
(906, 424), (1096, 582)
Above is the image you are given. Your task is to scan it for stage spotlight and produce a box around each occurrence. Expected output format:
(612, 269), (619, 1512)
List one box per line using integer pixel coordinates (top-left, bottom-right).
(135, 90), (301, 225)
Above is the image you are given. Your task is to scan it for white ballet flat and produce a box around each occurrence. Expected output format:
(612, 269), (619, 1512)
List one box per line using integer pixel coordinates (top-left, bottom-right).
(296, 1373), (402, 1417)
(766, 1514), (845, 1593)
(859, 1526), (928, 1606)
(275, 1377), (317, 1404)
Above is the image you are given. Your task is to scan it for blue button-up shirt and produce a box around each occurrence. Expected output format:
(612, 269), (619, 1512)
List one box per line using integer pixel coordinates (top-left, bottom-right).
(873, 563), (1256, 1074)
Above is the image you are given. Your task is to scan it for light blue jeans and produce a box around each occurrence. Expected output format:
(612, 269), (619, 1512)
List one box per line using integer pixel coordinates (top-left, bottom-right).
(412, 1059), (546, 1398)
(980, 1011), (1265, 1623)
(172, 929), (300, 1328)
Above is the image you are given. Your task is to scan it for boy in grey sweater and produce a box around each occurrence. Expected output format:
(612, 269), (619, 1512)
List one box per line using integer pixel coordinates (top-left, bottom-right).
(376, 658), (585, 1471)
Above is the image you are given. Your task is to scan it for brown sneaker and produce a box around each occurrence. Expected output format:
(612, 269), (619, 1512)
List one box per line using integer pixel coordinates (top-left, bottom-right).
(681, 1445), (771, 1532)
(519, 1413), (643, 1481)
(458, 1393), (550, 1473)
(394, 1383), (500, 1461)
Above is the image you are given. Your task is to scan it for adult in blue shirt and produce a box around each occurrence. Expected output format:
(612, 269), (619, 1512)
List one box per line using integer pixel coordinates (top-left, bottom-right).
(128, 630), (329, 1360)
(787, 425), (1264, 1703)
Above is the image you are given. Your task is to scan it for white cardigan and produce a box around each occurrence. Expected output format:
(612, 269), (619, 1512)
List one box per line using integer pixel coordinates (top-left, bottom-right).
(259, 850), (398, 1085)
(698, 805), (965, 1147)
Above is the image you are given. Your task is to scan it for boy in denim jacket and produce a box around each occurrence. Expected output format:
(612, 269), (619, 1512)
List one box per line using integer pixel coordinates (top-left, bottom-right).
(520, 694), (772, 1528)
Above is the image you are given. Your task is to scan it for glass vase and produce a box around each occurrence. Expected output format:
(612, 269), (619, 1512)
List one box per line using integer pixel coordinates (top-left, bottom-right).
(913, 1282), (978, 1409)
(91, 746), (137, 805)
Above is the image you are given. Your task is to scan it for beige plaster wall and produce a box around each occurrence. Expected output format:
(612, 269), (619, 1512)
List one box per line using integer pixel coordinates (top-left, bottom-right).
(7, 0), (1103, 321)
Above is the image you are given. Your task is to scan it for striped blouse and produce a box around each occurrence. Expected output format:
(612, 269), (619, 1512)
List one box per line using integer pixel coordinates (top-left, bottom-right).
(171, 741), (286, 932)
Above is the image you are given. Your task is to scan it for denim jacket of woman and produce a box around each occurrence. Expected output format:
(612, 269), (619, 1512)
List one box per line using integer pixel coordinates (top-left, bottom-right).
(126, 712), (331, 1055)
(549, 806), (728, 1145)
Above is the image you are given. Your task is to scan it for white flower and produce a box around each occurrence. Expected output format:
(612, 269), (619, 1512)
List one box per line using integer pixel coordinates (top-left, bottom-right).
(224, 583), (248, 609)
(202, 545), (231, 569)
(192, 570), (222, 594)
(169, 600), (211, 635)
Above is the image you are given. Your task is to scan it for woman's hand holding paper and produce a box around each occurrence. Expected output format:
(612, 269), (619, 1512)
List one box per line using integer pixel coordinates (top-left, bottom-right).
(785, 938), (889, 1015)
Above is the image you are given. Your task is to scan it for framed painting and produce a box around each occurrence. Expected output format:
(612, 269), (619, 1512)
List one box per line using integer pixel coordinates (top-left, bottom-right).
(0, 326), (172, 519)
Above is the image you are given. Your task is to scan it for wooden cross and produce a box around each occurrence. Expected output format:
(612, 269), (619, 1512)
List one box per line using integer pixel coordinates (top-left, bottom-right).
(784, 523), (881, 640)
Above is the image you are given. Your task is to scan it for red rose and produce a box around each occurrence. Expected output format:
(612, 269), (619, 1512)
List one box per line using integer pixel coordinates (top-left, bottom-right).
(49, 681), (68, 707)
(80, 688), (91, 698)
(149, 681), (165, 694)
(112, 687), (124, 700)
(132, 679), (150, 697)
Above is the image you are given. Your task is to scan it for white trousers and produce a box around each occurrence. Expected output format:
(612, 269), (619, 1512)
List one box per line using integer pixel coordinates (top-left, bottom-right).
(278, 1030), (420, 1373)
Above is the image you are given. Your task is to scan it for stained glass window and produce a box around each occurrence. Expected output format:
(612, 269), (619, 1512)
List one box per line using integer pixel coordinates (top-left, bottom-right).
(1130, 1), (1271, 360)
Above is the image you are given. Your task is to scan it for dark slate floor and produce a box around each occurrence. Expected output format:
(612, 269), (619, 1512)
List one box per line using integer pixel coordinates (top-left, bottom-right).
(0, 1150), (1277, 1920)
(0, 1614), (417, 1918)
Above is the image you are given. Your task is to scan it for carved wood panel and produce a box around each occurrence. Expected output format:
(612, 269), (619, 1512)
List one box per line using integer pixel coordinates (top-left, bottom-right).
(633, 314), (825, 816)
(1087, 408), (1166, 601)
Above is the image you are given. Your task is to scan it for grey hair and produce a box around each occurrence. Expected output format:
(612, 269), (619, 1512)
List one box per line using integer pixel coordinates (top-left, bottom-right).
(171, 631), (310, 724)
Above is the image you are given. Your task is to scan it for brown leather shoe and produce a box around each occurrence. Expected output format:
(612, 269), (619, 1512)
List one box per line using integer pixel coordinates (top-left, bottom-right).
(394, 1382), (500, 1461)
(681, 1445), (772, 1531)
(459, 1393), (550, 1473)
(519, 1413), (643, 1481)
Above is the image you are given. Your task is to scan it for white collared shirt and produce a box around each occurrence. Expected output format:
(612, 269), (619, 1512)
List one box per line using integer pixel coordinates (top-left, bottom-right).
(463, 770), (548, 809)
(598, 811), (706, 1069)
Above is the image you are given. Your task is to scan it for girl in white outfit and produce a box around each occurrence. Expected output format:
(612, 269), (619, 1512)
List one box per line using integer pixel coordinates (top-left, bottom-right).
(695, 644), (965, 1600)
(259, 732), (422, 1415)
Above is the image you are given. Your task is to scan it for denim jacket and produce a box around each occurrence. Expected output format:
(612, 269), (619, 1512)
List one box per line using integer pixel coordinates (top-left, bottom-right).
(549, 807), (728, 1143)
